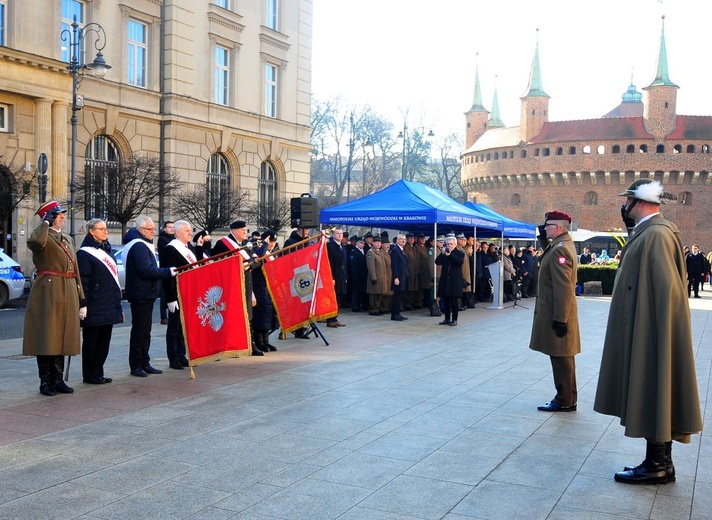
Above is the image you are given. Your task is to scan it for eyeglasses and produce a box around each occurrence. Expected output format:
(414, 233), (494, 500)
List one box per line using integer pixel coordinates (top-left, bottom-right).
(93, 227), (108, 231)
(141, 227), (156, 232)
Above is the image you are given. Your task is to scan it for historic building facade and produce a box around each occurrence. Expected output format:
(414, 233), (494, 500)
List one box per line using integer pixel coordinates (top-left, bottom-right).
(0, 0), (312, 273)
(461, 22), (712, 248)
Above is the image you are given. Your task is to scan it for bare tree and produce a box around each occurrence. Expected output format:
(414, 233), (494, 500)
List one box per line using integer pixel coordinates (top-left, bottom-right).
(0, 157), (39, 251)
(77, 153), (183, 236)
(243, 196), (292, 232)
(173, 185), (250, 233)
(425, 133), (465, 201)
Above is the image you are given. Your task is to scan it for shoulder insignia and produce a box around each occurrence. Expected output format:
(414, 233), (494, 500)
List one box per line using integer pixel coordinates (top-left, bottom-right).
(557, 256), (567, 265)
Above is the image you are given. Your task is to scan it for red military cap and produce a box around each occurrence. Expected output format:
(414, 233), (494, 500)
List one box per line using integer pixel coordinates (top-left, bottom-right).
(545, 210), (572, 223)
(36, 200), (68, 219)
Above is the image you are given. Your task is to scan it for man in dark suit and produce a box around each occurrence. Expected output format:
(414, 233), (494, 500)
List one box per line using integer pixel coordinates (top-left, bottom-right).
(390, 234), (408, 321)
(348, 237), (368, 312)
(326, 228), (347, 327)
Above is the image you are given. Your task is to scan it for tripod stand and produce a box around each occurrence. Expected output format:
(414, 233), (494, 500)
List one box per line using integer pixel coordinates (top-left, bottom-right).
(302, 321), (329, 346)
(504, 279), (529, 310)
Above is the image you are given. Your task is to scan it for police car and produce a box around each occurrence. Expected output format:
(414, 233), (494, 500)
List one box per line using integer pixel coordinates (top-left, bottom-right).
(0, 248), (25, 308)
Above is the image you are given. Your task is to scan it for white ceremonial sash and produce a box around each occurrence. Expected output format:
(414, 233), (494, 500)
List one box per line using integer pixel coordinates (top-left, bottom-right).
(167, 239), (197, 264)
(80, 246), (121, 289)
(122, 238), (156, 267)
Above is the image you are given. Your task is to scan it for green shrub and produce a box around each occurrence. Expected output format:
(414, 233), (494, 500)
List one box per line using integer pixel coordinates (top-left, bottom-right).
(577, 264), (618, 295)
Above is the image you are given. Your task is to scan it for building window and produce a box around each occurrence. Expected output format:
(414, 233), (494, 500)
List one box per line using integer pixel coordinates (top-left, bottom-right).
(214, 45), (229, 105)
(569, 146), (576, 155)
(585, 191), (598, 206)
(215, 0), (229, 8)
(656, 144), (665, 153)
(0, 103), (8, 132)
(264, 63), (277, 118)
(673, 145), (682, 154)
(511, 193), (521, 206)
(258, 161), (277, 226)
(0, 1), (6, 46)
(702, 144), (709, 153)
(61, 0), (84, 62)
(128, 19), (147, 87)
(207, 153), (230, 222)
(534, 148), (540, 157)
(597, 145), (605, 154)
(84, 136), (120, 220)
(612, 145), (620, 154)
(680, 191), (692, 206)
(556, 147), (563, 155)
(543, 148), (550, 156)
(494, 152), (499, 160)
(626, 144), (635, 153)
(266, 0), (278, 30)
(583, 145), (591, 154)
(486, 153), (490, 161)
(520, 150), (526, 158)
(639, 145), (648, 153)
(687, 144), (695, 153)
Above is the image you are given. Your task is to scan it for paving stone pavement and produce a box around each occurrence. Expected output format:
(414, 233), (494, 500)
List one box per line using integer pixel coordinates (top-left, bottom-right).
(0, 295), (710, 520)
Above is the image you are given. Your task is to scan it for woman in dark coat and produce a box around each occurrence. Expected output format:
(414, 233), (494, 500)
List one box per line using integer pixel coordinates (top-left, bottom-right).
(77, 219), (123, 384)
(251, 231), (279, 352)
(435, 236), (464, 326)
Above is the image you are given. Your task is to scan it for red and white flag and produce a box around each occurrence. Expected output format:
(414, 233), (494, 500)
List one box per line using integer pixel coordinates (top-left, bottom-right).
(262, 237), (338, 334)
(177, 254), (251, 365)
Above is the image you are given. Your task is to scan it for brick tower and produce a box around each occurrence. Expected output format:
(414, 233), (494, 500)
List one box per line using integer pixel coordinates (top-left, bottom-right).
(643, 16), (679, 140)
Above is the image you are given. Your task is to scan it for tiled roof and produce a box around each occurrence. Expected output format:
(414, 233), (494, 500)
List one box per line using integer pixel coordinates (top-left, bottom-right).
(666, 116), (712, 140)
(464, 127), (521, 153)
(602, 102), (644, 118)
(528, 117), (654, 143)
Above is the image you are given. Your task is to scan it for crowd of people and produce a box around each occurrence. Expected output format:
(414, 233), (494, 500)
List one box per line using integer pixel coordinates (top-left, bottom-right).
(20, 179), (704, 488)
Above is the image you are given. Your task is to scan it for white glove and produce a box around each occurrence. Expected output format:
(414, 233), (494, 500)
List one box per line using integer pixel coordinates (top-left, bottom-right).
(167, 301), (179, 313)
(170, 267), (178, 277)
(79, 307), (87, 320)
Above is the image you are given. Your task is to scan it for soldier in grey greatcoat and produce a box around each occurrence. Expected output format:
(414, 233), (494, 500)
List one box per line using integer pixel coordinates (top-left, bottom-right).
(594, 179), (702, 485)
(366, 236), (388, 315)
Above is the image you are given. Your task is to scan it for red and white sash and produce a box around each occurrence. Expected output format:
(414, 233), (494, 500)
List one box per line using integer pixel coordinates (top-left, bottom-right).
(80, 246), (121, 289)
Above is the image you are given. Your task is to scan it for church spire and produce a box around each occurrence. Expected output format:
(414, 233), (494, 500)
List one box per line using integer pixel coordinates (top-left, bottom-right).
(468, 54), (488, 112)
(488, 77), (504, 128)
(522, 29), (549, 98)
(647, 15), (678, 87)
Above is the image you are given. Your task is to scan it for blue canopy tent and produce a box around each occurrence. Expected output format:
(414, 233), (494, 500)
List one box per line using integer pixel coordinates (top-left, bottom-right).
(463, 202), (537, 239)
(320, 180), (501, 233)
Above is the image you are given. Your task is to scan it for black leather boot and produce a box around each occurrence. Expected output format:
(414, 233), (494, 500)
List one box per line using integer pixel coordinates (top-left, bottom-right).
(615, 440), (668, 484)
(623, 441), (675, 481)
(37, 356), (56, 396)
(263, 331), (277, 352)
(52, 356), (74, 394)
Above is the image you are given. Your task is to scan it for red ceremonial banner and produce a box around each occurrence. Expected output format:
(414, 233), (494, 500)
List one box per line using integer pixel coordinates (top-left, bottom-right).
(262, 237), (338, 334)
(177, 254), (252, 365)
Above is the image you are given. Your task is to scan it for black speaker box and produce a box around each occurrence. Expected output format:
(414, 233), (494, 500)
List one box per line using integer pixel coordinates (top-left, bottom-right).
(290, 195), (319, 228)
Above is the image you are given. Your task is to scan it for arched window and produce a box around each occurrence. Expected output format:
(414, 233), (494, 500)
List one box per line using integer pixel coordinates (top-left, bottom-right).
(494, 152), (499, 160)
(486, 153), (491, 161)
(207, 152), (230, 223)
(84, 136), (120, 220)
(585, 191), (598, 206)
(511, 193), (521, 206)
(639, 145), (648, 153)
(673, 145), (682, 154)
(569, 146), (576, 155)
(656, 144), (665, 153)
(687, 144), (695, 153)
(702, 144), (710, 153)
(680, 191), (692, 206)
(534, 148), (540, 157)
(583, 145), (591, 154)
(520, 150), (527, 158)
(258, 160), (278, 227)
(597, 145), (605, 154)
(556, 147), (563, 156)
(612, 145), (620, 154)
(626, 144), (635, 153)
(543, 148), (550, 156)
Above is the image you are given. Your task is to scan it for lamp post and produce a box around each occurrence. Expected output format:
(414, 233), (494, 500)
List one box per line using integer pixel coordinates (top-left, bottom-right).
(398, 122), (434, 180)
(62, 15), (111, 238)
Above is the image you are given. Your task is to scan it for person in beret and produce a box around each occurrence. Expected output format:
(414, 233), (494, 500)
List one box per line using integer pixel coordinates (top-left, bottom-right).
(348, 237), (368, 312)
(594, 179), (702, 484)
(529, 210), (581, 413)
(212, 220), (264, 356)
(23, 201), (84, 396)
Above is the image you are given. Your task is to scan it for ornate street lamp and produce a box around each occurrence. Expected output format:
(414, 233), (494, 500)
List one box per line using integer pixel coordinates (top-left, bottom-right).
(398, 122), (434, 180)
(62, 15), (111, 238)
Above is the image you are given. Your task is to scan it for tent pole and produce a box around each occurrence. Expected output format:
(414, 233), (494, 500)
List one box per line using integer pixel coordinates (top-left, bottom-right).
(433, 223), (438, 303)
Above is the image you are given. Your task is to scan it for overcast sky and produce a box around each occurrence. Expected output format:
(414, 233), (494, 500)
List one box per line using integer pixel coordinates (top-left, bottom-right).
(311, 0), (712, 145)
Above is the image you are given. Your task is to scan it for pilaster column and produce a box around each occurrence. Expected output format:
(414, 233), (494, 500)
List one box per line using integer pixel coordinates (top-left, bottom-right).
(51, 101), (68, 200)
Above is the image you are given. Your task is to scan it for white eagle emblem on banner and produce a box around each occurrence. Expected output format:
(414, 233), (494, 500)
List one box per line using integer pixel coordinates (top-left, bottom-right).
(196, 286), (226, 331)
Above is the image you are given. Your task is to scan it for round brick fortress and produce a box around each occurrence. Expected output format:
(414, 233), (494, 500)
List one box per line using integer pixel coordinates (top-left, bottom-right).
(461, 23), (712, 248)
